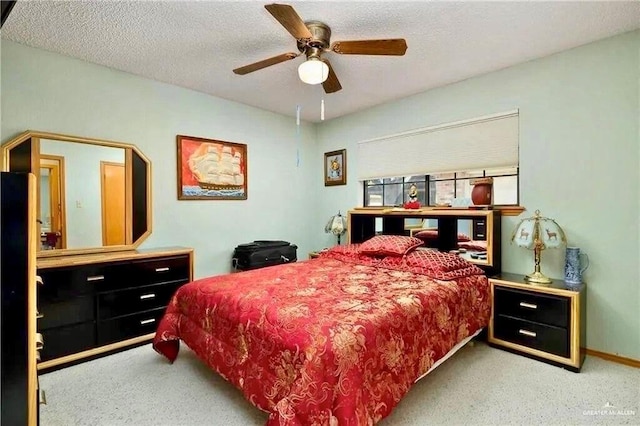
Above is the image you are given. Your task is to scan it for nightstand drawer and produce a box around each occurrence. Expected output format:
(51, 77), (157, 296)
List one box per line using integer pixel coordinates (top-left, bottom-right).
(494, 287), (569, 328)
(494, 315), (569, 358)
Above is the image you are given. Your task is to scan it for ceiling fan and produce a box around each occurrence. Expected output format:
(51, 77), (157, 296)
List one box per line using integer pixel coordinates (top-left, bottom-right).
(233, 3), (408, 94)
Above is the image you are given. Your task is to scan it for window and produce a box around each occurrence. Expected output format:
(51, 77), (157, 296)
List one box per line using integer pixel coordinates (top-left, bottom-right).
(363, 167), (518, 207)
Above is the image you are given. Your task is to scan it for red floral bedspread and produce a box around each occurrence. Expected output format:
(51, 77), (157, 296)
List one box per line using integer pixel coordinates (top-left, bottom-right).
(153, 256), (490, 425)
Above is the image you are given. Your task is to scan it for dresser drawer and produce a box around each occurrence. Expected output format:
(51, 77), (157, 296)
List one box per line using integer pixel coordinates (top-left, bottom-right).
(40, 322), (96, 362)
(97, 281), (183, 320)
(97, 308), (165, 346)
(494, 287), (569, 328)
(38, 264), (127, 300)
(40, 295), (94, 330)
(494, 315), (569, 358)
(121, 255), (190, 289)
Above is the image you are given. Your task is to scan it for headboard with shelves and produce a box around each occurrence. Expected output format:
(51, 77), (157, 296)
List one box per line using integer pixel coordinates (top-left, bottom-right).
(348, 208), (501, 275)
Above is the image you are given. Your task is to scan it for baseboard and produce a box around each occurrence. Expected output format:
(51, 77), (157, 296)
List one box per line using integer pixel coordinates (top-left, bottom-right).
(585, 348), (640, 368)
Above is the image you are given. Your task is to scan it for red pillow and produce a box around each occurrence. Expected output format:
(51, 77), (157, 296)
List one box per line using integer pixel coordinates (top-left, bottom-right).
(321, 244), (362, 256)
(414, 230), (471, 242)
(404, 249), (481, 273)
(378, 250), (485, 280)
(458, 240), (487, 251)
(413, 230), (438, 240)
(359, 235), (423, 257)
(418, 265), (486, 281)
(319, 244), (383, 266)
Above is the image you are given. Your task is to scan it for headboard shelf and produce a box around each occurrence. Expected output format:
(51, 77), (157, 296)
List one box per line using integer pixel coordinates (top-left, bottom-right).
(347, 208), (501, 275)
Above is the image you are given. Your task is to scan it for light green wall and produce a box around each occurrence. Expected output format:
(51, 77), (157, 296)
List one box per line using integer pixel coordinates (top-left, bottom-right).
(317, 30), (640, 359)
(2, 30), (639, 359)
(1, 40), (317, 279)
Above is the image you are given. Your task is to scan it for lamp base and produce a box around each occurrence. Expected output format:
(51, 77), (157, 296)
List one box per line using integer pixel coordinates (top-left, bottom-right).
(524, 271), (553, 285)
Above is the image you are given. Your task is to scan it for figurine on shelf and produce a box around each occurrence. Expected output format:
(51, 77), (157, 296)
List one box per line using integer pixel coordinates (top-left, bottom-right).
(403, 183), (421, 209)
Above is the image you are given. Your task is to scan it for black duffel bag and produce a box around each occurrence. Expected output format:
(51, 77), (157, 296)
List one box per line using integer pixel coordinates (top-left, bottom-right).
(232, 240), (298, 271)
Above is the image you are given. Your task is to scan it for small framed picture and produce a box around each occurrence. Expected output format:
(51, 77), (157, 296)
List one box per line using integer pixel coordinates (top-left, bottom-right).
(324, 149), (346, 186)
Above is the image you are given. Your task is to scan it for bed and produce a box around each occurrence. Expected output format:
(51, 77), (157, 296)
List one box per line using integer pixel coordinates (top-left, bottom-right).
(153, 237), (491, 425)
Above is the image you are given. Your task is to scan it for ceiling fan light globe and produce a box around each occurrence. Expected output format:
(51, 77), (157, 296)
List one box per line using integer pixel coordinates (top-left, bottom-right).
(298, 59), (329, 85)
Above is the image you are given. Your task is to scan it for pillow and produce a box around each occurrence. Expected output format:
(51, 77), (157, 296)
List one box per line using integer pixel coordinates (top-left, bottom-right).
(320, 244), (362, 256)
(416, 265), (486, 281)
(404, 249), (480, 273)
(414, 230), (471, 242)
(358, 235), (423, 257)
(378, 250), (485, 280)
(413, 229), (438, 240)
(458, 240), (487, 251)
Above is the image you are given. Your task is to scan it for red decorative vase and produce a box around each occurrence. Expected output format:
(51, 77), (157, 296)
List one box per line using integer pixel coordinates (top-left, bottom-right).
(471, 177), (493, 206)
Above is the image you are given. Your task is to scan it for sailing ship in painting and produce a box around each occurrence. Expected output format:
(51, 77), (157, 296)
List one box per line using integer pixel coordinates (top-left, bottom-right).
(189, 143), (244, 190)
(179, 137), (247, 199)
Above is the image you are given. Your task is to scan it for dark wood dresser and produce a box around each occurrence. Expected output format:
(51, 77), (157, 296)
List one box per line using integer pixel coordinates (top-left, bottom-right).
(1, 172), (39, 425)
(36, 247), (193, 371)
(488, 273), (586, 372)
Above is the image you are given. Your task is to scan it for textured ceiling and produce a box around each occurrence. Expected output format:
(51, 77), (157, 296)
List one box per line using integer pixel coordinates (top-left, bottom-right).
(3, 1), (640, 122)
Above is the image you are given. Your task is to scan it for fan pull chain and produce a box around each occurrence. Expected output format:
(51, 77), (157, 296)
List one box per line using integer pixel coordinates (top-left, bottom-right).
(321, 98), (325, 121)
(296, 105), (301, 167)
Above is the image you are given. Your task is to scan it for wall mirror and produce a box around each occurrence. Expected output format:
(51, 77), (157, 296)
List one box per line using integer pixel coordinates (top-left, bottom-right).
(1, 131), (152, 257)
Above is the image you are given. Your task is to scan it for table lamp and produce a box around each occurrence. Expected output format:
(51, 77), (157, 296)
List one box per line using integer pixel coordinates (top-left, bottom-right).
(325, 211), (347, 245)
(511, 209), (566, 284)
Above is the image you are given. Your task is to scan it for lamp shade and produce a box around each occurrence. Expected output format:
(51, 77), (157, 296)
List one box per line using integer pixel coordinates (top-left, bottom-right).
(511, 210), (566, 284)
(512, 210), (566, 250)
(325, 213), (347, 236)
(298, 58), (329, 85)
(325, 212), (347, 245)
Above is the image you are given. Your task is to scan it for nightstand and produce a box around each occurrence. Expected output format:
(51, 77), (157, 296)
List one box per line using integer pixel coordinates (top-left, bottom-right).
(488, 273), (586, 372)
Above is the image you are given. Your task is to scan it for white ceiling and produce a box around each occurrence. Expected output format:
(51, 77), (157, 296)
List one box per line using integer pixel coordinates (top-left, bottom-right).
(3, 1), (639, 122)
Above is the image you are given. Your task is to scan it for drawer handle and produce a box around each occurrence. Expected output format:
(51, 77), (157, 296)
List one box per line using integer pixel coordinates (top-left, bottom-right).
(140, 293), (156, 300)
(36, 275), (44, 285)
(155, 267), (170, 272)
(39, 389), (47, 405)
(36, 311), (44, 319)
(519, 302), (538, 310)
(518, 329), (537, 338)
(476, 234), (485, 238)
(87, 275), (105, 282)
(140, 318), (156, 325)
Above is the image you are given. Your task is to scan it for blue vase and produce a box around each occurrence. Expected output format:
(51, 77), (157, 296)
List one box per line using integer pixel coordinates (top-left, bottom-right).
(564, 247), (589, 286)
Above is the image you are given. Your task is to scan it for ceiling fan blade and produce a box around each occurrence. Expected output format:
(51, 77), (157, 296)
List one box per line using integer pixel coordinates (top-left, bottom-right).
(331, 39), (408, 56)
(322, 59), (342, 94)
(264, 4), (313, 40)
(233, 52), (298, 75)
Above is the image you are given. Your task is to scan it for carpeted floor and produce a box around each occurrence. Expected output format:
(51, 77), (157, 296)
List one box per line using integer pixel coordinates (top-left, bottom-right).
(39, 341), (639, 425)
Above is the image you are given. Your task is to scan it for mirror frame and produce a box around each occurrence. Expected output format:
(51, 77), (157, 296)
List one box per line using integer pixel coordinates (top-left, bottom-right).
(1, 130), (152, 257)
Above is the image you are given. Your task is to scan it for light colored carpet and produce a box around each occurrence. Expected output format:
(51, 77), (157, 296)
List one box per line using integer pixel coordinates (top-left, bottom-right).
(39, 341), (639, 426)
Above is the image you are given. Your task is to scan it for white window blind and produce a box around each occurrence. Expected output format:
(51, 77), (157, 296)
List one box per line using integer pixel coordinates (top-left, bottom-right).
(357, 110), (519, 180)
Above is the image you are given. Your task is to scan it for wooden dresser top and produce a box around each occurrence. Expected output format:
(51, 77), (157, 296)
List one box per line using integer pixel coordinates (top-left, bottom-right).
(37, 246), (193, 269)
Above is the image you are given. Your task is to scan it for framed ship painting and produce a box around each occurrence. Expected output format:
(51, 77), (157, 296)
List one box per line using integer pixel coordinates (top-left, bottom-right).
(177, 135), (247, 200)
